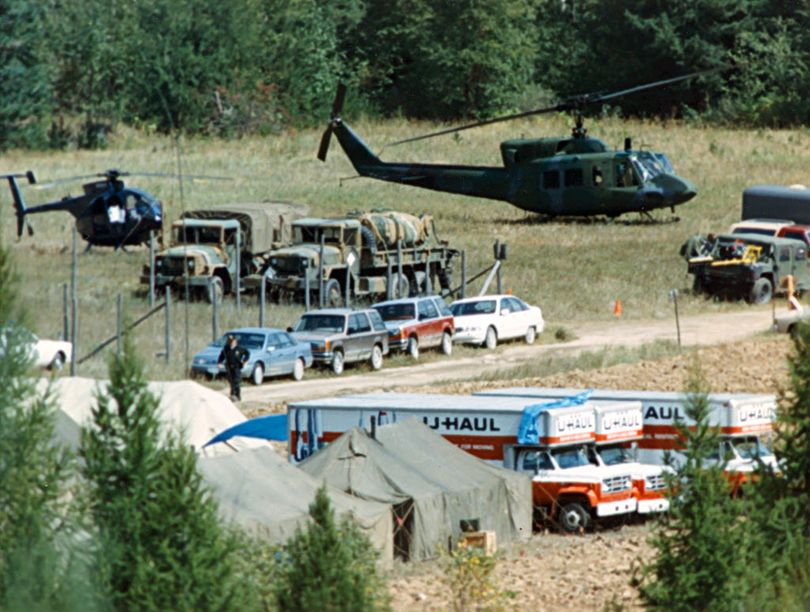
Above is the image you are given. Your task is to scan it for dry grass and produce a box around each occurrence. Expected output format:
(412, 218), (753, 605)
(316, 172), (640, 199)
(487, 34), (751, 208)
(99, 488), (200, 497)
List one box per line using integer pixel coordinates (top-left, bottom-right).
(4, 116), (810, 379)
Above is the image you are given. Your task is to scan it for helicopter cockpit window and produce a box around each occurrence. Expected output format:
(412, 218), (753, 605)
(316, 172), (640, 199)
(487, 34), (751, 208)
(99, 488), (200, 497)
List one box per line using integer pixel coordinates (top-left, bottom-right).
(631, 153), (667, 183)
(615, 160), (639, 187)
(543, 171), (560, 189)
(564, 168), (583, 187)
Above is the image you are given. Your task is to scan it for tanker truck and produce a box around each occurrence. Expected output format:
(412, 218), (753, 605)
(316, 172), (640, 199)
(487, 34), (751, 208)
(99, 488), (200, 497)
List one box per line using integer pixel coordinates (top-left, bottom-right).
(243, 210), (459, 306)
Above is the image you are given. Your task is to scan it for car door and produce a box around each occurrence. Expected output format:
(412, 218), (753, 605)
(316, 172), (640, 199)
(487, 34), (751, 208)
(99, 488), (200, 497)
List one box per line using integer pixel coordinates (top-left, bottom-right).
(263, 332), (283, 375)
(273, 332), (299, 374)
(354, 312), (375, 358)
(417, 298), (440, 346)
(497, 297), (520, 339)
(509, 297), (533, 334)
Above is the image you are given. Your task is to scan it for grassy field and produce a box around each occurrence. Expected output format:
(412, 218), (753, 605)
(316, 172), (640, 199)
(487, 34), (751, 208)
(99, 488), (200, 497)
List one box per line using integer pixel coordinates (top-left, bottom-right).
(4, 115), (810, 380)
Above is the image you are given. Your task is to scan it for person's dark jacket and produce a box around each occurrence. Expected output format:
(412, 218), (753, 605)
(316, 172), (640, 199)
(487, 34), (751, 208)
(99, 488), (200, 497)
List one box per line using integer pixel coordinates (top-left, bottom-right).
(218, 344), (248, 373)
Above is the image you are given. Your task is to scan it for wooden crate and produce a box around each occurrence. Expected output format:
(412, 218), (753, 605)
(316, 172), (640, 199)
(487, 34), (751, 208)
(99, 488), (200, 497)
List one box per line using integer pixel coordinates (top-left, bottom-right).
(460, 530), (497, 555)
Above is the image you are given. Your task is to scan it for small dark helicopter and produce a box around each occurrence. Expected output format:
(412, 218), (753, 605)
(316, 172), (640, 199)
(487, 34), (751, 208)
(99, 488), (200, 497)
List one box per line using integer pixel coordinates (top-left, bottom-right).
(5, 169), (226, 249)
(317, 71), (714, 220)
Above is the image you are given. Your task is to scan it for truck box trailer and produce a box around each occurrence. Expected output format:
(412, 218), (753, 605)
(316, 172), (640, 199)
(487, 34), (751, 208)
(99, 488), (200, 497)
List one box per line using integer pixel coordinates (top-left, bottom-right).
(742, 185), (810, 224)
(287, 392), (640, 532)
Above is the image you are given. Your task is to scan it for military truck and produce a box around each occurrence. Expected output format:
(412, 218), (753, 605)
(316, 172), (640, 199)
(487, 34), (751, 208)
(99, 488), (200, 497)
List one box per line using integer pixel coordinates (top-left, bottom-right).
(687, 232), (810, 304)
(246, 210), (459, 306)
(142, 202), (307, 302)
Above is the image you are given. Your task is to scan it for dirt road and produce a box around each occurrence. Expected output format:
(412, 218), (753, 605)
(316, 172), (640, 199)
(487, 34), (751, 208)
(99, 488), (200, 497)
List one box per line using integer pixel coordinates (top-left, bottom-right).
(239, 307), (777, 412)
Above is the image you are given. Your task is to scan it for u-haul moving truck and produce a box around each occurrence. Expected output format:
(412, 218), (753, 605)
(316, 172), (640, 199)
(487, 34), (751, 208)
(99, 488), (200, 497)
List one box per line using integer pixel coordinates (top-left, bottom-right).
(287, 392), (638, 532)
(475, 388), (777, 493)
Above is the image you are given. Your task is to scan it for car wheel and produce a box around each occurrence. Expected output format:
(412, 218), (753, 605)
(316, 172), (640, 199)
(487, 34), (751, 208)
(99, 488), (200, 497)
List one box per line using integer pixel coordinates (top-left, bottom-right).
(483, 326), (497, 350)
(207, 276), (224, 304)
(407, 336), (419, 360)
(292, 357), (305, 381)
(748, 278), (773, 305)
(49, 351), (66, 371)
(370, 344), (383, 370)
(440, 331), (453, 356)
(251, 363), (264, 385)
(558, 502), (590, 534)
(331, 350), (345, 376)
(525, 326), (536, 345)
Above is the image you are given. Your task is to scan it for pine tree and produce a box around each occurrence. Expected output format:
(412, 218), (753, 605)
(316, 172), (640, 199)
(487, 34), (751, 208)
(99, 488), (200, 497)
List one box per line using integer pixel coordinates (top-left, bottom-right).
(80, 335), (244, 610)
(274, 485), (389, 611)
(638, 363), (747, 610)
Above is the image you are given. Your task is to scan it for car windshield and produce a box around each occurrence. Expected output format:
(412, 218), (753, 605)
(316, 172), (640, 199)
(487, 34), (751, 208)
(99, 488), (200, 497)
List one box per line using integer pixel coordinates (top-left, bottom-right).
(598, 446), (635, 466)
(451, 300), (497, 316)
(374, 303), (416, 321)
(293, 314), (345, 333)
(551, 447), (593, 469)
(212, 332), (266, 350)
(731, 437), (774, 460)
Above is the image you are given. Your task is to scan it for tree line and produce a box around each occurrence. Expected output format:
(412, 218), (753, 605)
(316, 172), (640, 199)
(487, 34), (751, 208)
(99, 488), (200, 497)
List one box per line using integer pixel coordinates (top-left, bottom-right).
(2, 0), (808, 149)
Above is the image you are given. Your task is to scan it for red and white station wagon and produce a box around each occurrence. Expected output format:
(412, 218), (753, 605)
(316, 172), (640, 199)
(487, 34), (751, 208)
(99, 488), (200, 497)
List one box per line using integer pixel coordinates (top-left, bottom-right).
(372, 296), (454, 359)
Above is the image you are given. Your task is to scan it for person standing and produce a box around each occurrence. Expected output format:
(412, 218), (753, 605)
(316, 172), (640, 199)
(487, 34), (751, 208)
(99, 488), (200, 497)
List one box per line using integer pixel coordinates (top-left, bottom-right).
(218, 335), (248, 401)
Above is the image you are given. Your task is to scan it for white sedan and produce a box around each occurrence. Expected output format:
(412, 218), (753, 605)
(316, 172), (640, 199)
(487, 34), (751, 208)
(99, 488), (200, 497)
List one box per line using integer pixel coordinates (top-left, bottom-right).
(450, 294), (544, 349)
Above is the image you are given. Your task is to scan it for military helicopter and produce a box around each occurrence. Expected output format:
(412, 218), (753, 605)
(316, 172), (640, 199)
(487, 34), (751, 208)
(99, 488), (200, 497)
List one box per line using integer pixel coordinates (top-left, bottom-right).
(5, 169), (225, 250)
(317, 71), (713, 220)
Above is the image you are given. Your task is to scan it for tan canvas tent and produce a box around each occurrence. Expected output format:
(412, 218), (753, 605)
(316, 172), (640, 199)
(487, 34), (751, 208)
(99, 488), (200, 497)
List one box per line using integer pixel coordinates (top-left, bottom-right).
(300, 419), (531, 560)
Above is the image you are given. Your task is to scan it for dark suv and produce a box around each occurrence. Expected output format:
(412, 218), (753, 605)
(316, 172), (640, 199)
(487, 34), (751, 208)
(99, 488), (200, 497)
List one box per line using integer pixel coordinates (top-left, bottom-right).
(290, 308), (389, 375)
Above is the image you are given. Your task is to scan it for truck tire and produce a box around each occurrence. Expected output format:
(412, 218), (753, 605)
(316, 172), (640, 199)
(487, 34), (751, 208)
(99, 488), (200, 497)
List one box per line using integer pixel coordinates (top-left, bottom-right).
(251, 363), (264, 385)
(407, 336), (419, 360)
(440, 331), (453, 356)
(331, 350), (345, 376)
(49, 351), (66, 371)
(370, 344), (384, 370)
(558, 502), (590, 533)
(207, 277), (224, 304)
(692, 274), (706, 295)
(391, 273), (410, 299)
(748, 278), (773, 305)
(324, 279), (343, 308)
(483, 326), (497, 350)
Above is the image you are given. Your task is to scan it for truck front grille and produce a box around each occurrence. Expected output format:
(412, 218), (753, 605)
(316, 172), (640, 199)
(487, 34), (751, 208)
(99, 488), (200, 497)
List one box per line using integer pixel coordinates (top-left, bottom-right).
(645, 474), (667, 491)
(602, 475), (632, 494)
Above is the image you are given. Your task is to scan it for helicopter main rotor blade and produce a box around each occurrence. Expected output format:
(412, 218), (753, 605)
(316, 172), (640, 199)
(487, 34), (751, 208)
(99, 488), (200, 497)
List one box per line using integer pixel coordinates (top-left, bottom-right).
(318, 83), (348, 161)
(129, 171), (233, 181)
(587, 67), (725, 105)
(32, 174), (101, 190)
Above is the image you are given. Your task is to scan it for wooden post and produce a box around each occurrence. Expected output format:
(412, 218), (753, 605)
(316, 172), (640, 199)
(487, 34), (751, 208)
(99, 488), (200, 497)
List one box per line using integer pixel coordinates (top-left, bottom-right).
(148, 230), (156, 307)
(425, 262), (432, 296)
(318, 236), (325, 308)
(116, 293), (123, 357)
(235, 230), (241, 311)
(259, 273), (266, 327)
(494, 240), (503, 294)
(62, 283), (68, 341)
(386, 258), (393, 300)
(304, 262), (311, 311)
(461, 250), (467, 299)
(165, 286), (171, 363)
(212, 281), (219, 341)
(70, 226), (78, 376)
(397, 240), (403, 298)
(344, 265), (351, 308)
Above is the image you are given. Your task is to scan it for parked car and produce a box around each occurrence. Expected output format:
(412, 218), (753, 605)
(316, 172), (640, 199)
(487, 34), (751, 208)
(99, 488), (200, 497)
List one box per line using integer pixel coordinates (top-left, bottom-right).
(372, 296), (454, 359)
(289, 308), (389, 375)
(0, 327), (72, 371)
(729, 219), (794, 237)
(450, 294), (544, 349)
(777, 224), (810, 247)
(191, 327), (313, 385)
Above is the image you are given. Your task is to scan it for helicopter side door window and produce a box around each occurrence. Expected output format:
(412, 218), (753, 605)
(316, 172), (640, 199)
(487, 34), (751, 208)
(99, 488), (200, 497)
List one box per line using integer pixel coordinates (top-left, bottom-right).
(564, 168), (583, 187)
(615, 161), (638, 187)
(542, 171), (560, 189)
(592, 166), (603, 186)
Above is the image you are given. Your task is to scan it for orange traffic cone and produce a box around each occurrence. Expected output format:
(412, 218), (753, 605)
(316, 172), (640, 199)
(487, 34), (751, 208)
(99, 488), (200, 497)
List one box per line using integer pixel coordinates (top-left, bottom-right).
(613, 299), (622, 317)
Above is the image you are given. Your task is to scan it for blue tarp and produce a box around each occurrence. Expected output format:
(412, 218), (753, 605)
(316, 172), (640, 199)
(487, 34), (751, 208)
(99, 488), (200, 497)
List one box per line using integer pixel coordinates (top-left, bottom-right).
(205, 414), (288, 447)
(517, 390), (592, 445)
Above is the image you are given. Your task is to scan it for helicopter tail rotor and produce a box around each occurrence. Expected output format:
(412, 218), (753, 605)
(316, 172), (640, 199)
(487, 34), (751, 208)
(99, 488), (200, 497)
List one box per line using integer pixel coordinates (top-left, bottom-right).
(317, 83), (347, 161)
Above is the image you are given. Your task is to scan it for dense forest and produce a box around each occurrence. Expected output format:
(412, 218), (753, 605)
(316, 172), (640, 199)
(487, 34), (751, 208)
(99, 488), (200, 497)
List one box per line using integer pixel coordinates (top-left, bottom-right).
(1, 0), (808, 149)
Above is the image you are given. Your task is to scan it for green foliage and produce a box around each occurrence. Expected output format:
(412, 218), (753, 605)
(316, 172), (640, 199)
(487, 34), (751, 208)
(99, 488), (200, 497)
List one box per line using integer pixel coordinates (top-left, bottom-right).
(0, 242), (100, 610)
(273, 485), (389, 611)
(439, 542), (508, 612)
(80, 334), (244, 610)
(637, 364), (747, 610)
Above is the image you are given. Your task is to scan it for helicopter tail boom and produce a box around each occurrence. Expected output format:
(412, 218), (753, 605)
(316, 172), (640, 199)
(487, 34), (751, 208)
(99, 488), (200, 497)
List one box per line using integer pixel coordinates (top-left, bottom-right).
(1, 171), (35, 237)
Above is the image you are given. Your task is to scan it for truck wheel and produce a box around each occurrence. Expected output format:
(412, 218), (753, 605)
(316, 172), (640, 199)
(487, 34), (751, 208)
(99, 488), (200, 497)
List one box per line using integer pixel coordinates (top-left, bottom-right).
(251, 363), (264, 385)
(558, 502), (590, 533)
(407, 336), (419, 360)
(370, 344), (384, 370)
(440, 331), (453, 356)
(49, 351), (66, 371)
(207, 277), (224, 304)
(692, 274), (706, 295)
(324, 279), (343, 308)
(748, 278), (773, 305)
(331, 350), (345, 376)
(525, 326), (536, 345)
(292, 357), (305, 381)
(391, 273), (410, 299)
(483, 326), (497, 350)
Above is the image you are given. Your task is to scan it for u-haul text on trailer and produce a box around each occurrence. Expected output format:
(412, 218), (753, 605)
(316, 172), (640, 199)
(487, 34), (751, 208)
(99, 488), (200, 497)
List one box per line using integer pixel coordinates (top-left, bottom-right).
(475, 387), (777, 491)
(287, 392), (639, 532)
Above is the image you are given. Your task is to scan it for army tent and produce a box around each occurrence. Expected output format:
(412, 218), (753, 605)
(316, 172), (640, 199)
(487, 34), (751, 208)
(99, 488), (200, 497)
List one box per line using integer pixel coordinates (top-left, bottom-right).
(197, 446), (393, 563)
(300, 419), (531, 560)
(44, 377), (266, 457)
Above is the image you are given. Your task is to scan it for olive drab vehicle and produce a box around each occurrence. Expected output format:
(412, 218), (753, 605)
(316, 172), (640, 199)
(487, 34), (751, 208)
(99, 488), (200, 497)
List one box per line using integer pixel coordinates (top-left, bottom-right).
(142, 202), (308, 302)
(249, 210), (458, 306)
(316, 71), (722, 220)
(686, 233), (810, 304)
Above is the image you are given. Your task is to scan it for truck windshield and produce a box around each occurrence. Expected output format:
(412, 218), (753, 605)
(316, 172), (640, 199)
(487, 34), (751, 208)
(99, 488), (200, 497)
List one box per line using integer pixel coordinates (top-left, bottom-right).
(375, 303), (416, 321)
(731, 437), (774, 461)
(175, 226), (222, 244)
(294, 226), (342, 244)
(551, 447), (592, 469)
(451, 300), (496, 316)
(293, 314), (345, 333)
(597, 445), (635, 466)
